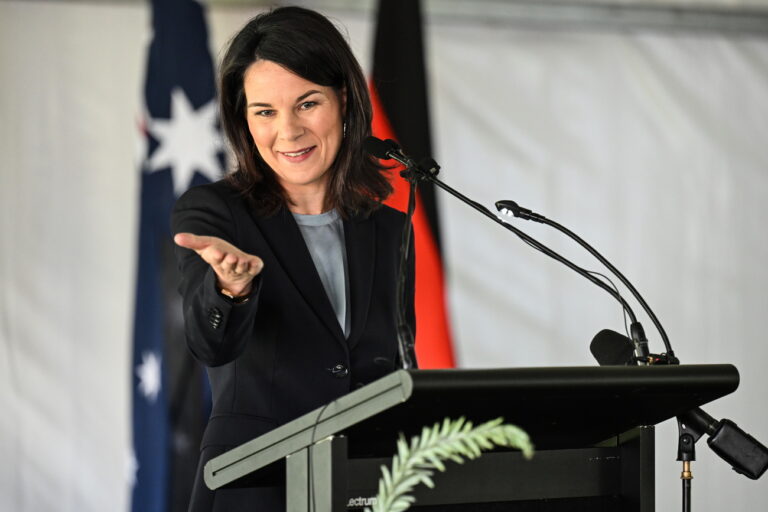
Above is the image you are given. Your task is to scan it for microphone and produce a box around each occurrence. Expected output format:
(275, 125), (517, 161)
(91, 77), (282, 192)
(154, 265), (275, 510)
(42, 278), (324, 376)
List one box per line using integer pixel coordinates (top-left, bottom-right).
(590, 329), (677, 366)
(590, 329), (768, 480)
(363, 136), (412, 167)
(496, 200), (545, 223)
(590, 329), (636, 366)
(364, 136), (440, 182)
(679, 412), (768, 480)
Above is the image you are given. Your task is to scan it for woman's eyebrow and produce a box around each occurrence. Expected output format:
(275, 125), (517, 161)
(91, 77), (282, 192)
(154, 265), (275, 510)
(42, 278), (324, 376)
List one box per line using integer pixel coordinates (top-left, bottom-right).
(296, 89), (322, 102)
(247, 89), (322, 109)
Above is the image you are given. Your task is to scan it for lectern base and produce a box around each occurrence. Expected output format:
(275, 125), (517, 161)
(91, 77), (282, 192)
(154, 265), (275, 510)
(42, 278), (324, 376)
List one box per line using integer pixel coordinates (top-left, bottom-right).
(286, 427), (654, 512)
(352, 428), (652, 512)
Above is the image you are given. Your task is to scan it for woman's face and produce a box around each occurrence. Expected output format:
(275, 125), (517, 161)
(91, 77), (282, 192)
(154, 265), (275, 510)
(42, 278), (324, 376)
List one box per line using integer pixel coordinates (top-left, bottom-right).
(243, 60), (344, 201)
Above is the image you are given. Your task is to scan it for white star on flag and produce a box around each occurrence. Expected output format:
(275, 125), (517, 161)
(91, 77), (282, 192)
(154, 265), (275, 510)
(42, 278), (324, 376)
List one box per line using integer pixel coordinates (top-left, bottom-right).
(146, 87), (223, 196)
(136, 350), (162, 403)
(126, 449), (139, 488)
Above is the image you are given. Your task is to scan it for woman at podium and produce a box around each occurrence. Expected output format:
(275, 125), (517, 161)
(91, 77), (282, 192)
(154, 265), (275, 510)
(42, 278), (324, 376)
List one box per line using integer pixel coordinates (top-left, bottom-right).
(172, 6), (415, 511)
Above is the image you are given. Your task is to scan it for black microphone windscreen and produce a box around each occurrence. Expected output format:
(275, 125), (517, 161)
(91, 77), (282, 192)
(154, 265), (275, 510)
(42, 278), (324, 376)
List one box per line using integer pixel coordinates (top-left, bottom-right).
(363, 136), (392, 159)
(590, 329), (635, 366)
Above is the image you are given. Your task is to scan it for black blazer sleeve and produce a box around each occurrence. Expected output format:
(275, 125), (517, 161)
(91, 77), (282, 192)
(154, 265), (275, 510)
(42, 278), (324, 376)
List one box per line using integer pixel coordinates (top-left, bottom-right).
(171, 184), (263, 367)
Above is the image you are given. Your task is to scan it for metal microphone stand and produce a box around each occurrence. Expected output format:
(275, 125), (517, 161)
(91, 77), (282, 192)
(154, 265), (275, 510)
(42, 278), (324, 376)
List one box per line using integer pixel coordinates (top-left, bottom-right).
(394, 158), (419, 370)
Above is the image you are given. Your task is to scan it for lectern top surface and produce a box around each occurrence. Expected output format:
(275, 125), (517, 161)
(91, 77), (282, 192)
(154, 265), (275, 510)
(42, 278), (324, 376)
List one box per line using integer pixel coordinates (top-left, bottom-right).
(205, 364), (739, 489)
(346, 364), (739, 453)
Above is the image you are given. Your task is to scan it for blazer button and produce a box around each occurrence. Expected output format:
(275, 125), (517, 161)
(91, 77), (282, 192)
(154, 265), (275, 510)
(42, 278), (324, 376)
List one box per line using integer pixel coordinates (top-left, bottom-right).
(329, 364), (349, 378)
(208, 307), (223, 330)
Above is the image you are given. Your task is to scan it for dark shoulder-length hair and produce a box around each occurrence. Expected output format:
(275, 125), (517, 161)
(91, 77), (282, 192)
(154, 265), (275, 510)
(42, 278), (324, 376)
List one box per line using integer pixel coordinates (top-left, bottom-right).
(219, 6), (391, 217)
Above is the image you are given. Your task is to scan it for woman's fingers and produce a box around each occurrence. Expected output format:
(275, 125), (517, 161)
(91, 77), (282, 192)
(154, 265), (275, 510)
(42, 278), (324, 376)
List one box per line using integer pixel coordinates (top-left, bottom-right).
(174, 233), (212, 251)
(248, 256), (264, 275)
(221, 252), (238, 271)
(234, 260), (250, 275)
(208, 247), (226, 264)
(176, 233), (235, 266)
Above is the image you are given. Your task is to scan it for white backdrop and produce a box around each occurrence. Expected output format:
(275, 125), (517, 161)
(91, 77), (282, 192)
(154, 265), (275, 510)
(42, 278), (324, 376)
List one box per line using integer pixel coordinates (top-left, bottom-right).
(431, 22), (768, 510)
(1, 0), (767, 510)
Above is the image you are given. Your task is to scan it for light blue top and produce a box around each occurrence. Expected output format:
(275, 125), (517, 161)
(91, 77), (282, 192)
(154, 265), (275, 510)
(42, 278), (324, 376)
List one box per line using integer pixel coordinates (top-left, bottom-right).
(292, 209), (350, 338)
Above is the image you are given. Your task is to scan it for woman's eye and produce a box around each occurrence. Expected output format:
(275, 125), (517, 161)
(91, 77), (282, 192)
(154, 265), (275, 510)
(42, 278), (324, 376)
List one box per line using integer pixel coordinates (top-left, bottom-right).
(255, 109), (275, 117)
(299, 101), (317, 111)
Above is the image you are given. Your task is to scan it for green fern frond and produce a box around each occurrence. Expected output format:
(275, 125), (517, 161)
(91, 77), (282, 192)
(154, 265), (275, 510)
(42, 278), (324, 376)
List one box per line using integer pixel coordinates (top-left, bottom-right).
(364, 417), (533, 512)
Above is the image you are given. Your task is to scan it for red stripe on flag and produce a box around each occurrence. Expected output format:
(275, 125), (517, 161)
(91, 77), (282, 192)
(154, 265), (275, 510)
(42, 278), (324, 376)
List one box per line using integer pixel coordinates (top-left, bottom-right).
(370, 85), (456, 369)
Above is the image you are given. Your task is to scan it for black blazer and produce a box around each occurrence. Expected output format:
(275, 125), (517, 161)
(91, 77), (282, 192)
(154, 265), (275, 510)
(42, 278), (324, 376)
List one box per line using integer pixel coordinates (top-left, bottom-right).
(172, 180), (415, 511)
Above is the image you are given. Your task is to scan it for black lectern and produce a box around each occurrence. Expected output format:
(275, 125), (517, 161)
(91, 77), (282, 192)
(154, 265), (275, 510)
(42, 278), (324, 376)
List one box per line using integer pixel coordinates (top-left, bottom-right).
(204, 365), (739, 512)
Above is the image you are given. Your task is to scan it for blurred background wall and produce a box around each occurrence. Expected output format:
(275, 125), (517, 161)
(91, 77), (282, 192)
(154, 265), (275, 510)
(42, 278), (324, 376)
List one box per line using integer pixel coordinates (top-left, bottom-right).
(1, 0), (767, 510)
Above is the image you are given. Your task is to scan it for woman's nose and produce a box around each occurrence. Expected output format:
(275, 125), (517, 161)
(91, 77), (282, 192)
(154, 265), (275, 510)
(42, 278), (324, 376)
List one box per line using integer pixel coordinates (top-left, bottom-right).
(278, 113), (304, 142)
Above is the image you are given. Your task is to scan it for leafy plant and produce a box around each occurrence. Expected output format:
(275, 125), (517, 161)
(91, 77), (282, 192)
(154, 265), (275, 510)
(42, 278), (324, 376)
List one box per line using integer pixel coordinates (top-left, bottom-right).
(365, 417), (534, 512)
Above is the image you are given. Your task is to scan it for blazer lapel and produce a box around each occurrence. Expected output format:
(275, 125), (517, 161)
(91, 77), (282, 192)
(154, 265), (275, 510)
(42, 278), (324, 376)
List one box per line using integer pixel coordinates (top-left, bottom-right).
(344, 212), (375, 349)
(253, 207), (346, 343)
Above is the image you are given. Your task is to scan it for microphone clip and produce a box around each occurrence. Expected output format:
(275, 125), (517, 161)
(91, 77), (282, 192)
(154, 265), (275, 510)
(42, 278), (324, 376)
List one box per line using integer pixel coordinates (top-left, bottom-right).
(363, 136), (441, 183)
(636, 352), (680, 365)
(400, 157), (440, 183)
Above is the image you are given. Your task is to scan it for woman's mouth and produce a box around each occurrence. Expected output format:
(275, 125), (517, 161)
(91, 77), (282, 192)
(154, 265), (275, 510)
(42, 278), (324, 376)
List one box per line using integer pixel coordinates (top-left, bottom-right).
(279, 146), (316, 162)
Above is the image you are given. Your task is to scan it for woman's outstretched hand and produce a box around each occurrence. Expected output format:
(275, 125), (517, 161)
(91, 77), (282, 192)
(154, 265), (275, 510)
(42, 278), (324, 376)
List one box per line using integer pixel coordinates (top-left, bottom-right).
(174, 233), (263, 296)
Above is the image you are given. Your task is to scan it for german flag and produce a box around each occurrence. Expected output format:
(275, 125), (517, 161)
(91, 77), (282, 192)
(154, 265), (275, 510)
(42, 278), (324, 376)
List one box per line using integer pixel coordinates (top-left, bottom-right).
(370, 0), (455, 368)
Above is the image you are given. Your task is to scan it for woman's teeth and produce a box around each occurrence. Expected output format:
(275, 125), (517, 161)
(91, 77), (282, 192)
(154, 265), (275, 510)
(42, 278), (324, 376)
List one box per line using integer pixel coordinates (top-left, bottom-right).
(283, 148), (312, 157)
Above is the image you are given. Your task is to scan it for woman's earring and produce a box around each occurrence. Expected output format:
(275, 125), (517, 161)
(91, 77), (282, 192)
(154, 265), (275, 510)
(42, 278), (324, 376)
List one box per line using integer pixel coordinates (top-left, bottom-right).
(343, 122), (347, 138)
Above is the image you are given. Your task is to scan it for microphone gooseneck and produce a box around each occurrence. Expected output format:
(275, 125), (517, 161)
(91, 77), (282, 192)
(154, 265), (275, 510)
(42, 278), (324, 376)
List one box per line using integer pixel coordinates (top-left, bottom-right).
(496, 199), (676, 363)
(364, 137), (639, 330)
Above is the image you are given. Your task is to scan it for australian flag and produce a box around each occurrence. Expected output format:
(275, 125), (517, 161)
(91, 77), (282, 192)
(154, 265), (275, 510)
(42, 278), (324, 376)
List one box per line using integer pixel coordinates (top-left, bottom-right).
(131, 0), (224, 510)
